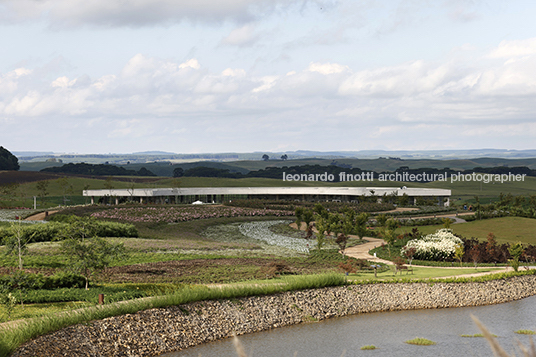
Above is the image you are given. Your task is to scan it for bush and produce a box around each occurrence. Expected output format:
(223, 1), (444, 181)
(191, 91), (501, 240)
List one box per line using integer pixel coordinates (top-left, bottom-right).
(0, 272), (86, 290)
(401, 229), (463, 261)
(0, 219), (138, 244)
(21, 286), (146, 304)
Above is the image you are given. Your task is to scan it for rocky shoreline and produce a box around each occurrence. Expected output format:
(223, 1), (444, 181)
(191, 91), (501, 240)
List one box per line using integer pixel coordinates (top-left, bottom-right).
(12, 275), (536, 357)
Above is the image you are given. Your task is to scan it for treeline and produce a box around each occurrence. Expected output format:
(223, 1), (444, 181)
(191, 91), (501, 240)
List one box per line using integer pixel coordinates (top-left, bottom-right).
(0, 146), (19, 171)
(41, 163), (156, 176)
(224, 199), (394, 213)
(461, 233), (536, 264)
(172, 164), (536, 182)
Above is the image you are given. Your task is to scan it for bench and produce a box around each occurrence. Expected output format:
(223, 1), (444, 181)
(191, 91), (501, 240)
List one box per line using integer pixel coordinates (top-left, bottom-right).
(395, 265), (413, 275)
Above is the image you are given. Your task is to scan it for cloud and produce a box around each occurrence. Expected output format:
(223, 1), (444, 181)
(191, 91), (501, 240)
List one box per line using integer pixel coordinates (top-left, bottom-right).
(222, 24), (259, 46)
(488, 38), (536, 58)
(2, 39), (536, 152)
(0, 0), (335, 27)
(307, 62), (349, 75)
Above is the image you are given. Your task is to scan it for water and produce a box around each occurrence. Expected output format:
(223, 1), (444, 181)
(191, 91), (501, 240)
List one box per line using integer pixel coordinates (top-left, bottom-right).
(162, 295), (536, 357)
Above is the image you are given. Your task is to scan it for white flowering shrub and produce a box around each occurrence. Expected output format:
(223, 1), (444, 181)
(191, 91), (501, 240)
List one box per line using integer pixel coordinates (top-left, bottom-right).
(401, 228), (463, 261)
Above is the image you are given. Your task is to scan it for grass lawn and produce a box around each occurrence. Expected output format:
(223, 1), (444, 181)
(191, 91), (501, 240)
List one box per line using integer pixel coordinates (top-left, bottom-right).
(397, 216), (536, 244)
(347, 266), (503, 282)
(0, 301), (93, 322)
(0, 267), (504, 323)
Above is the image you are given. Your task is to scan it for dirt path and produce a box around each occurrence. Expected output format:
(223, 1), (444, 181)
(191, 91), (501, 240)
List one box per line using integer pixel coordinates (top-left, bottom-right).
(345, 237), (394, 265)
(24, 210), (58, 221)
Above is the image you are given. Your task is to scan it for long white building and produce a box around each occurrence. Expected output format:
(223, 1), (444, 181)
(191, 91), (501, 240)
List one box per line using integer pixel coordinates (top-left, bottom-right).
(83, 186), (451, 206)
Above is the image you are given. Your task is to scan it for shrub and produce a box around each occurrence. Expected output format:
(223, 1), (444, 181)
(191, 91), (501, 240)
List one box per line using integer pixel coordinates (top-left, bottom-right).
(0, 272), (86, 290)
(360, 345), (377, 350)
(401, 229), (463, 261)
(405, 337), (436, 345)
(515, 329), (535, 335)
(0, 219), (138, 245)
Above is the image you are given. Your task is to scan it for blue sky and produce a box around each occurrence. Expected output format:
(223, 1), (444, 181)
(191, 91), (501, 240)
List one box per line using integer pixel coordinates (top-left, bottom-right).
(1, 0), (536, 154)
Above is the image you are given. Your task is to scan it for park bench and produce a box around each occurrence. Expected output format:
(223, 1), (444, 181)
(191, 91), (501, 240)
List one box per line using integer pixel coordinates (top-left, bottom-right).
(395, 265), (413, 275)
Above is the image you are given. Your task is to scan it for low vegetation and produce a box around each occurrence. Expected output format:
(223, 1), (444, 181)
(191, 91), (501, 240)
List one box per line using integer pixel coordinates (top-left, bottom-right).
(514, 329), (536, 335)
(360, 345), (377, 350)
(404, 337), (436, 345)
(0, 273), (346, 357)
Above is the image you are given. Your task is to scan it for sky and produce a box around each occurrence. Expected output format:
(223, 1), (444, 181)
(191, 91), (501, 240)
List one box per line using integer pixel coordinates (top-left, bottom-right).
(1, 0), (536, 154)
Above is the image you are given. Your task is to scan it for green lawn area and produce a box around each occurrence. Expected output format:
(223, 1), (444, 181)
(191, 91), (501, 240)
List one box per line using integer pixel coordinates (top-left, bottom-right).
(0, 301), (93, 322)
(348, 266), (503, 281)
(397, 216), (536, 244)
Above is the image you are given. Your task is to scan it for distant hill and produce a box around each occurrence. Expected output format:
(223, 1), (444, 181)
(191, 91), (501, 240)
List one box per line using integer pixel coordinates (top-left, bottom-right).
(131, 151), (177, 155)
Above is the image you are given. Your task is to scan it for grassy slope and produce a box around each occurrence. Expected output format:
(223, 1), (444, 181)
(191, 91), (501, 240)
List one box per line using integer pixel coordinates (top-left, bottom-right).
(397, 217), (536, 244)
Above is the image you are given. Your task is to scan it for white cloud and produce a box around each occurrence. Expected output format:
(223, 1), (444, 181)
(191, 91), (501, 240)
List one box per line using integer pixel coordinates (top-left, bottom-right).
(2, 39), (536, 152)
(0, 0), (333, 27)
(488, 38), (536, 58)
(307, 62), (349, 75)
(179, 59), (201, 70)
(51, 76), (77, 88)
(222, 24), (259, 46)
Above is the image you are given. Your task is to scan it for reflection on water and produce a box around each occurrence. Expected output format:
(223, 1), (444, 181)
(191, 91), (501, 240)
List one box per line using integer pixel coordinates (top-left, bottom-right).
(162, 295), (536, 357)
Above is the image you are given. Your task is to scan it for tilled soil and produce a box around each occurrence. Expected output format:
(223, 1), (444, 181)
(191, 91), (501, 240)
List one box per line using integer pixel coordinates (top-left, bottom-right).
(98, 258), (305, 284)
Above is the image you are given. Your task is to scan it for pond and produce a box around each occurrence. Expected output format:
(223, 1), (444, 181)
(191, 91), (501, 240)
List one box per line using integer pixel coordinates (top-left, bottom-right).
(162, 295), (536, 357)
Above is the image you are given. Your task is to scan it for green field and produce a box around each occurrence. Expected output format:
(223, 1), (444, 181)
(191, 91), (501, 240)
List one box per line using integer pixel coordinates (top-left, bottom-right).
(397, 216), (536, 244)
(3, 172), (535, 209)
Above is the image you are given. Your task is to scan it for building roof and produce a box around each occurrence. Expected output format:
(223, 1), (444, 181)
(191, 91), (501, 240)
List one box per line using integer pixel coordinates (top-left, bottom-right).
(83, 187), (451, 197)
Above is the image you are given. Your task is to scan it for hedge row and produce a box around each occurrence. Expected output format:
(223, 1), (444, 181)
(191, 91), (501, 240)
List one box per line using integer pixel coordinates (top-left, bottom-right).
(0, 220), (138, 244)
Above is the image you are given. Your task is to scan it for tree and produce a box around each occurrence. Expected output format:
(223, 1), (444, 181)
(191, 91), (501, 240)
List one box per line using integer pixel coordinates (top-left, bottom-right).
(281, 154), (288, 161)
(454, 244), (464, 267)
(398, 193), (409, 206)
(173, 167), (184, 177)
(469, 245), (481, 269)
(262, 154), (269, 161)
(0, 146), (19, 171)
(354, 213), (370, 240)
(379, 218), (398, 257)
(104, 176), (114, 190)
(0, 182), (20, 206)
(60, 217), (126, 289)
(403, 246), (416, 266)
(474, 196), (482, 220)
(334, 213), (354, 256)
(486, 233), (498, 262)
(3, 217), (35, 270)
(314, 216), (329, 250)
(508, 242), (524, 272)
(294, 207), (304, 231)
(302, 209), (315, 239)
(36, 180), (50, 204)
(57, 177), (74, 205)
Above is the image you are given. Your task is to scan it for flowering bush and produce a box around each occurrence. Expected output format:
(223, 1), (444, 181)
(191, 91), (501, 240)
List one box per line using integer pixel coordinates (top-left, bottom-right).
(90, 206), (293, 223)
(401, 228), (463, 261)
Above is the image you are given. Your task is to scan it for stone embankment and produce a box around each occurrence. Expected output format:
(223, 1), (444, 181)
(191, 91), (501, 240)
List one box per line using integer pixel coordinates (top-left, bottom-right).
(12, 275), (536, 357)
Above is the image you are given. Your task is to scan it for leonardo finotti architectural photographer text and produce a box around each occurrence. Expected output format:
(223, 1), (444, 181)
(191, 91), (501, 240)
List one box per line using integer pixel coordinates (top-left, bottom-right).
(282, 172), (527, 183)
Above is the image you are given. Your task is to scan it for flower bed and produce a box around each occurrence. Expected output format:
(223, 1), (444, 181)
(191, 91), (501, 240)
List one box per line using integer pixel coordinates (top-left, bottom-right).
(0, 209), (41, 223)
(238, 220), (310, 253)
(90, 206), (293, 223)
(401, 228), (463, 261)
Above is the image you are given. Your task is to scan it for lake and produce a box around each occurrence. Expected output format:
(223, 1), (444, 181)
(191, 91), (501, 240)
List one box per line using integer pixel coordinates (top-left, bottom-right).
(163, 294), (536, 357)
